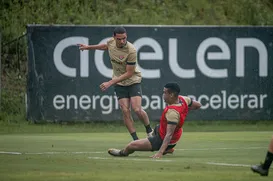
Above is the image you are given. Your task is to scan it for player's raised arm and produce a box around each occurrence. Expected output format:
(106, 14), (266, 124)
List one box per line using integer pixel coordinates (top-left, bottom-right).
(77, 43), (108, 51)
(182, 96), (202, 110)
(189, 100), (202, 110)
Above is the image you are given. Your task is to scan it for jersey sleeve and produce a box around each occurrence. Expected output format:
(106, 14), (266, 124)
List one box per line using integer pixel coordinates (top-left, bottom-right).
(106, 38), (114, 46)
(182, 96), (193, 107)
(165, 109), (180, 125)
(126, 49), (137, 65)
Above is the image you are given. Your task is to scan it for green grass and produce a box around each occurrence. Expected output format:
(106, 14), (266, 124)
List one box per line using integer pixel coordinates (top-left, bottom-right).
(0, 129), (273, 181)
(1, 120), (273, 134)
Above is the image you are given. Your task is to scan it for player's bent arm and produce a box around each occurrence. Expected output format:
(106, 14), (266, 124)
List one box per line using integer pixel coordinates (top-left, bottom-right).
(157, 123), (176, 155)
(188, 100), (202, 110)
(109, 64), (135, 85)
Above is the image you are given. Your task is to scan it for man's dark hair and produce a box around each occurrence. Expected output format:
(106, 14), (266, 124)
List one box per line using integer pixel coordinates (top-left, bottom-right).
(164, 82), (180, 97)
(113, 26), (127, 36)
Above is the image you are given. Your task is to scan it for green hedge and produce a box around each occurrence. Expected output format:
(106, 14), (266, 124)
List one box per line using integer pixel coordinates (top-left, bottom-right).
(1, 0), (273, 122)
(1, 0), (273, 43)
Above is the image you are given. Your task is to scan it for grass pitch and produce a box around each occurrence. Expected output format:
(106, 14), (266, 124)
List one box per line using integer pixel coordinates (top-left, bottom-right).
(0, 128), (272, 181)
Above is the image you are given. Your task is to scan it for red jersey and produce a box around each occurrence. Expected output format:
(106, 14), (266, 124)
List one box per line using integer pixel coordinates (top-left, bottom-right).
(159, 96), (189, 144)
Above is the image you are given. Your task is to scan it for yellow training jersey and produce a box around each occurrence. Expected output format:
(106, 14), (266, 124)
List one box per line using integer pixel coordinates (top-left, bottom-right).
(107, 38), (142, 86)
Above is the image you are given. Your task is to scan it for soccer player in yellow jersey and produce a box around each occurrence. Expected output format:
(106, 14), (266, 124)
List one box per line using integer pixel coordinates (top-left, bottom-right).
(78, 27), (153, 140)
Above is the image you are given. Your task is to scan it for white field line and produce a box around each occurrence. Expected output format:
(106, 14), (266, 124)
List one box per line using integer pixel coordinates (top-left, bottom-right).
(0, 147), (265, 155)
(88, 156), (173, 162)
(0, 151), (22, 155)
(207, 162), (273, 170)
(175, 147), (266, 151)
(0, 151), (104, 155)
(206, 162), (251, 167)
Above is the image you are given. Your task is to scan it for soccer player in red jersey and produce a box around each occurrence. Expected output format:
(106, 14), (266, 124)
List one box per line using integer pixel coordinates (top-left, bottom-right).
(108, 82), (202, 158)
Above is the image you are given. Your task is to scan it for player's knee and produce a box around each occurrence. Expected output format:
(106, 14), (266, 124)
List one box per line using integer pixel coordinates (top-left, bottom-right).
(133, 107), (143, 115)
(120, 106), (131, 115)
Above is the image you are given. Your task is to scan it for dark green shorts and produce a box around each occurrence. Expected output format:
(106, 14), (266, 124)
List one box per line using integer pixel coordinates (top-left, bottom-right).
(148, 125), (176, 151)
(114, 83), (142, 100)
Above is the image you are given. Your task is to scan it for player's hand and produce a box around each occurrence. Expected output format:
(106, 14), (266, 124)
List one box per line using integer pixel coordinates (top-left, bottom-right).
(77, 44), (89, 51)
(150, 152), (163, 159)
(100, 81), (112, 91)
